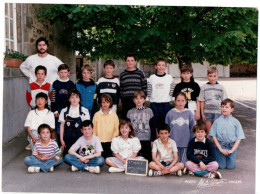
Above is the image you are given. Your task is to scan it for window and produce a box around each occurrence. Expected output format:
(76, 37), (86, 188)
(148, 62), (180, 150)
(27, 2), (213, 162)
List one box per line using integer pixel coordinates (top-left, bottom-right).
(5, 3), (17, 51)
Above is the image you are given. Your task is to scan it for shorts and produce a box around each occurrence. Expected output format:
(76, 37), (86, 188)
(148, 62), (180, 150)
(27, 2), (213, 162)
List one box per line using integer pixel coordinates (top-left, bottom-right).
(204, 113), (220, 122)
(161, 161), (172, 167)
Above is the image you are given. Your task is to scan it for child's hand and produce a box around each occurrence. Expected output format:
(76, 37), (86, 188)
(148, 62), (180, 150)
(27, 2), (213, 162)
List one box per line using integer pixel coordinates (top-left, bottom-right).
(199, 161), (207, 171)
(122, 159), (126, 164)
(32, 137), (37, 145)
(202, 114), (206, 122)
(220, 149), (229, 156)
(227, 150), (233, 155)
(54, 113), (59, 117)
(83, 159), (89, 164)
(162, 168), (169, 174)
(60, 140), (66, 150)
(195, 112), (200, 121)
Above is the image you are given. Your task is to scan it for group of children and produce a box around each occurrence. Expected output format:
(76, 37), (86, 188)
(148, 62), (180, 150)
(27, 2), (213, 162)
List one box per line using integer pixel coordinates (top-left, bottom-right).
(23, 54), (245, 180)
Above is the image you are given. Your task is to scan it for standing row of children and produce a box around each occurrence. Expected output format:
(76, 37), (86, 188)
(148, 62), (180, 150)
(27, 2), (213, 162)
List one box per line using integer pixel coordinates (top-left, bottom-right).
(23, 53), (245, 179)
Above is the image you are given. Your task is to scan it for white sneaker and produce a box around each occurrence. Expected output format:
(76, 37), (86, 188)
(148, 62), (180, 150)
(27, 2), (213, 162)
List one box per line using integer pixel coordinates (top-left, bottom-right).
(25, 144), (31, 150)
(108, 167), (125, 173)
(148, 169), (163, 176)
(208, 171), (222, 179)
(86, 166), (100, 173)
(183, 167), (189, 175)
(177, 170), (182, 176)
(71, 165), (79, 172)
(49, 166), (54, 172)
(28, 166), (40, 173)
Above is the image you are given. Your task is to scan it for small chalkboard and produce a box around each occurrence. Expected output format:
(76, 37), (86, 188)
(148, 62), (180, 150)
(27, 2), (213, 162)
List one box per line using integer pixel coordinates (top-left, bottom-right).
(125, 158), (148, 176)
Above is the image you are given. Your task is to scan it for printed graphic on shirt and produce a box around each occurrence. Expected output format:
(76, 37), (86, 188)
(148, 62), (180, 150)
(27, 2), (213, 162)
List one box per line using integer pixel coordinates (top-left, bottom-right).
(59, 89), (69, 94)
(180, 88), (194, 101)
(171, 117), (189, 126)
(79, 145), (95, 156)
(129, 112), (150, 134)
(156, 83), (164, 89)
(194, 149), (208, 159)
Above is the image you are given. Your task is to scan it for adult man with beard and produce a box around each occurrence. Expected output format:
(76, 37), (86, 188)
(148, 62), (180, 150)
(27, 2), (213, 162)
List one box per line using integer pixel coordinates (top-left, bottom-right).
(20, 37), (63, 84)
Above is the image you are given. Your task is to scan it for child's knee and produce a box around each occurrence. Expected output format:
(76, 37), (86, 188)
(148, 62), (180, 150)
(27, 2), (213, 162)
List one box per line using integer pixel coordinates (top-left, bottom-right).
(105, 157), (111, 165)
(24, 156), (31, 165)
(96, 157), (105, 166)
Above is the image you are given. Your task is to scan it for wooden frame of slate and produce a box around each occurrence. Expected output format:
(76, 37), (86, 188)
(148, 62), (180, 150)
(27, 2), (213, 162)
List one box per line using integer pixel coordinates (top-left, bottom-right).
(125, 158), (148, 176)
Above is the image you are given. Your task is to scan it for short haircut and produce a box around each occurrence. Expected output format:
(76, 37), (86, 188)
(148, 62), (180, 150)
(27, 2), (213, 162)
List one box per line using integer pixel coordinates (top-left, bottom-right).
(81, 64), (93, 73)
(81, 120), (93, 128)
(133, 90), (146, 99)
(36, 92), (48, 101)
(68, 89), (81, 103)
(180, 64), (193, 73)
(35, 65), (47, 75)
(221, 98), (235, 108)
(157, 123), (170, 133)
(156, 58), (167, 66)
(36, 37), (49, 48)
(100, 94), (113, 108)
(125, 53), (137, 61)
(192, 120), (207, 133)
(174, 92), (187, 101)
(58, 64), (70, 72)
(104, 60), (115, 68)
(207, 66), (218, 74)
(119, 119), (135, 138)
(38, 123), (52, 134)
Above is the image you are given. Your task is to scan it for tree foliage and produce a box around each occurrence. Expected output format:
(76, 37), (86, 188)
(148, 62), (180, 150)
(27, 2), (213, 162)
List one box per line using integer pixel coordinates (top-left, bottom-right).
(38, 5), (258, 66)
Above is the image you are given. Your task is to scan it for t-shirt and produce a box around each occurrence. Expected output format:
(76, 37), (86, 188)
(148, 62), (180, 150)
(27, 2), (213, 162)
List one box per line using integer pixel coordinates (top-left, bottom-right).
(24, 109), (55, 131)
(33, 139), (61, 157)
(152, 138), (178, 163)
(59, 105), (90, 123)
(111, 136), (141, 159)
(70, 135), (103, 156)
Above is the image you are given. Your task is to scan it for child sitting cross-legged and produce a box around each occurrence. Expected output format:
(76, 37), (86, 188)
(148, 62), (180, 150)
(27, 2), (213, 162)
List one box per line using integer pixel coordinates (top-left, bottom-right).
(106, 120), (142, 173)
(64, 120), (105, 173)
(148, 123), (184, 176)
(184, 120), (222, 179)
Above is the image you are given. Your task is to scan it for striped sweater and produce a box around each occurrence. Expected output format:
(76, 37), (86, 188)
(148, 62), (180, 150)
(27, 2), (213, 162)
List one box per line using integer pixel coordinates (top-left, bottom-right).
(33, 139), (61, 157)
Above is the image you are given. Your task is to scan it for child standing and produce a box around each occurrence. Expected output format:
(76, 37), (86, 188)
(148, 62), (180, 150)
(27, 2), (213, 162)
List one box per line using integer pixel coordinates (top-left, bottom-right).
(75, 65), (96, 118)
(96, 60), (120, 113)
(24, 124), (63, 173)
(148, 123), (184, 176)
(59, 89), (90, 155)
(127, 90), (154, 161)
(24, 92), (55, 152)
(209, 98), (245, 169)
(26, 65), (53, 109)
(199, 66), (227, 134)
(173, 64), (201, 121)
(165, 92), (195, 163)
(147, 58), (175, 130)
(51, 64), (75, 141)
(119, 53), (147, 119)
(93, 94), (119, 158)
(106, 120), (142, 173)
(64, 120), (105, 173)
(184, 121), (222, 179)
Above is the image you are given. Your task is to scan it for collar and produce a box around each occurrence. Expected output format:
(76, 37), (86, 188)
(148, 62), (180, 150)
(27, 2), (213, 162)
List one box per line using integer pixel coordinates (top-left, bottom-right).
(158, 138), (170, 145)
(58, 77), (70, 82)
(206, 81), (219, 84)
(100, 109), (112, 115)
(125, 68), (137, 72)
(35, 81), (47, 86)
(104, 76), (115, 79)
(174, 108), (187, 113)
(78, 79), (95, 85)
(135, 107), (145, 110)
(156, 72), (166, 77)
(195, 138), (206, 143)
(221, 114), (232, 119)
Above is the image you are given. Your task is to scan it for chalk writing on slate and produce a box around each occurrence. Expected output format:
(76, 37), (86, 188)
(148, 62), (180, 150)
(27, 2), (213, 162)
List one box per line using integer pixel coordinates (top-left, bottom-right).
(125, 158), (148, 176)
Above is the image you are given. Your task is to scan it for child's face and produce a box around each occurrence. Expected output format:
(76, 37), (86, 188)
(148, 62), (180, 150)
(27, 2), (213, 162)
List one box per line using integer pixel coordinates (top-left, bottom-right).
(69, 94), (80, 107)
(175, 95), (187, 110)
(133, 95), (145, 108)
(81, 125), (93, 137)
(101, 98), (111, 111)
(36, 97), (47, 109)
(159, 130), (170, 142)
(181, 71), (193, 82)
(125, 57), (137, 70)
(104, 65), (115, 77)
(82, 69), (92, 81)
(207, 72), (218, 84)
(36, 70), (46, 82)
(58, 69), (70, 80)
(39, 128), (51, 141)
(221, 103), (234, 116)
(120, 124), (131, 138)
(194, 129), (206, 142)
(155, 61), (167, 75)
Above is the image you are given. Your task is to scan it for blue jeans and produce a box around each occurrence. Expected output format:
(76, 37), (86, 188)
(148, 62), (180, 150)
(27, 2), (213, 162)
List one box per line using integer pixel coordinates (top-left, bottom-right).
(24, 155), (63, 172)
(64, 154), (105, 171)
(28, 130), (39, 152)
(204, 113), (220, 122)
(215, 142), (237, 169)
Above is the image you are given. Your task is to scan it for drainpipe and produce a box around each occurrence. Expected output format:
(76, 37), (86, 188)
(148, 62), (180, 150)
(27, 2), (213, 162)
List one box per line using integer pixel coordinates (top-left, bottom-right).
(21, 3), (24, 54)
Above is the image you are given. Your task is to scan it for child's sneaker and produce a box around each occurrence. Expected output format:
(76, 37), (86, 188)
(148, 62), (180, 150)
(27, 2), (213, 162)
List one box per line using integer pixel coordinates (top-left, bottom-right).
(176, 170), (182, 176)
(25, 144), (31, 150)
(108, 167), (125, 173)
(188, 171), (195, 176)
(183, 167), (189, 175)
(28, 166), (40, 173)
(71, 165), (79, 172)
(208, 171), (222, 179)
(86, 166), (100, 173)
(148, 169), (163, 176)
(49, 166), (54, 172)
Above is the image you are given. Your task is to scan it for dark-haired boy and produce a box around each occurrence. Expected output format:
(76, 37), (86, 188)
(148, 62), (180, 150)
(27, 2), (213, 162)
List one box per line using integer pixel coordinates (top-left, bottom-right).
(96, 60), (120, 113)
(51, 64), (75, 139)
(184, 120), (221, 179)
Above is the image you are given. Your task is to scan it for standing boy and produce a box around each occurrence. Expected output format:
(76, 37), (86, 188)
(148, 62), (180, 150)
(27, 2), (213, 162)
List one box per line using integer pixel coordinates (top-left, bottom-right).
(26, 65), (52, 109)
(76, 65), (97, 118)
(119, 53), (147, 119)
(96, 60), (120, 113)
(147, 58), (175, 130)
(51, 64), (75, 140)
(199, 66), (227, 134)
(209, 99), (245, 169)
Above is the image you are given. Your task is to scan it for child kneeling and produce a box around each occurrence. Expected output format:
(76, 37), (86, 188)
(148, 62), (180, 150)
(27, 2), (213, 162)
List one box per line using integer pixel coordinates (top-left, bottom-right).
(64, 120), (105, 173)
(24, 124), (63, 173)
(148, 123), (184, 176)
(184, 121), (221, 179)
(106, 120), (142, 173)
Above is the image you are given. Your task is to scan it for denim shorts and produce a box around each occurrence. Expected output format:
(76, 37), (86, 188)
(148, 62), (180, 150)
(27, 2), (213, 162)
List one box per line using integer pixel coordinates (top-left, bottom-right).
(204, 113), (220, 122)
(161, 161), (172, 167)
